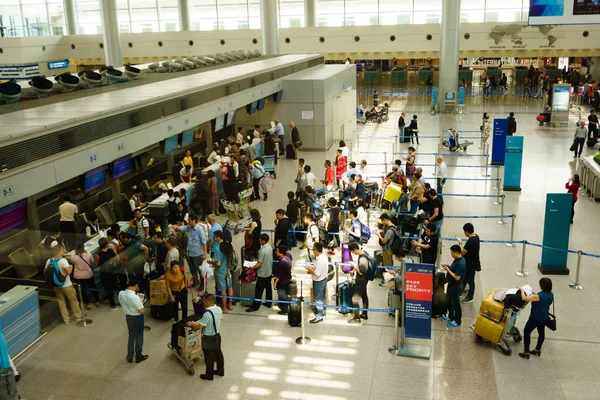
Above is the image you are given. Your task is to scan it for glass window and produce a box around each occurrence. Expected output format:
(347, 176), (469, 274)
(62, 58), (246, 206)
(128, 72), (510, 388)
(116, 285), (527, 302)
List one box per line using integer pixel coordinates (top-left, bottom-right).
(413, 0), (441, 24)
(159, 0), (179, 31)
(129, 0), (159, 32)
(280, 0), (303, 28)
(317, 0), (344, 26)
(0, 2), (25, 37)
(379, 0), (412, 25)
(190, 0), (217, 30)
(76, 0), (102, 35)
(22, 1), (49, 36)
(217, 0), (248, 30)
(47, 2), (66, 35)
(248, 0), (260, 29)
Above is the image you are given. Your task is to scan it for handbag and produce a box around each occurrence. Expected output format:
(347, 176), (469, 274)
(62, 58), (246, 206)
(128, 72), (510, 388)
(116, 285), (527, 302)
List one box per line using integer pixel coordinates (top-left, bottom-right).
(546, 302), (557, 331)
(202, 310), (221, 350)
(293, 140), (303, 149)
(569, 141), (578, 152)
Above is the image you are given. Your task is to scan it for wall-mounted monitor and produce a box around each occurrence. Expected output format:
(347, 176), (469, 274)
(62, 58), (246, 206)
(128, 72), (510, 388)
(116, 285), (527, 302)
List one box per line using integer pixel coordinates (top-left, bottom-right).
(257, 97), (265, 111)
(112, 154), (132, 179)
(247, 101), (258, 115)
(83, 165), (106, 194)
(445, 92), (455, 101)
(226, 111), (236, 126)
(272, 90), (283, 103)
(0, 200), (27, 235)
(181, 129), (194, 147)
(215, 114), (225, 131)
(163, 134), (179, 154)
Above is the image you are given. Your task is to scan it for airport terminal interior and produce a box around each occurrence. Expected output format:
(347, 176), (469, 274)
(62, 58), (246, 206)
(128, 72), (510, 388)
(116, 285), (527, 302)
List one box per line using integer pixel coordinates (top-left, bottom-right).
(1, 1), (600, 399)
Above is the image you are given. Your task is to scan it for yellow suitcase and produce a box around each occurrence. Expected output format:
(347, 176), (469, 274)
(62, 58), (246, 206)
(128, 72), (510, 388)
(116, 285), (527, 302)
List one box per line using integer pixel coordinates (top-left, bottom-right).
(479, 288), (505, 322)
(382, 182), (403, 212)
(474, 314), (506, 344)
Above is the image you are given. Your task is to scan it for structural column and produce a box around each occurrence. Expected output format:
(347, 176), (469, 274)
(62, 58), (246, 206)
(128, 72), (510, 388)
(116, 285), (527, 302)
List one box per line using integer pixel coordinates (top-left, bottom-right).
(589, 57), (600, 80)
(438, 0), (461, 113)
(305, 0), (316, 27)
(260, 0), (280, 55)
(63, 0), (78, 35)
(99, 0), (123, 67)
(178, 0), (190, 31)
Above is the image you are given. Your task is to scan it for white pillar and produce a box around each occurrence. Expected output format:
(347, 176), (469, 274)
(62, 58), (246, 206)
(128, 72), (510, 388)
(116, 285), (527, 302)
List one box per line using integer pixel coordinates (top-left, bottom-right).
(305, 0), (316, 27)
(178, 0), (190, 31)
(99, 0), (123, 67)
(438, 0), (461, 113)
(63, 0), (78, 35)
(589, 57), (600, 81)
(260, 0), (280, 55)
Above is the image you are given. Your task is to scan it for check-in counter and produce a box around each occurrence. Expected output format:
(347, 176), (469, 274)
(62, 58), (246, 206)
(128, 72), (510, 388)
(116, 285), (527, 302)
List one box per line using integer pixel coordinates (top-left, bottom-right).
(147, 182), (196, 232)
(580, 156), (600, 202)
(0, 285), (40, 357)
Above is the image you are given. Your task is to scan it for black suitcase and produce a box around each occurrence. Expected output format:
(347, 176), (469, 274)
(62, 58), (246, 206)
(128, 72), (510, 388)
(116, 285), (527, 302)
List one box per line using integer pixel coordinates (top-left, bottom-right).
(288, 297), (302, 327)
(374, 250), (384, 280)
(432, 271), (448, 318)
(151, 304), (173, 321)
(286, 144), (295, 159)
(401, 129), (412, 143)
(170, 315), (200, 350)
(587, 137), (598, 148)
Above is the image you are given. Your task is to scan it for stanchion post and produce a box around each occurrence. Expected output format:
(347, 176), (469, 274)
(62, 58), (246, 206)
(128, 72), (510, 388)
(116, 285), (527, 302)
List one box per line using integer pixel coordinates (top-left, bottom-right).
(384, 152), (388, 175)
(295, 297), (311, 345)
(506, 214), (516, 247)
(515, 240), (529, 277)
(76, 283), (93, 327)
(496, 195), (506, 223)
(333, 262), (340, 300)
(388, 308), (400, 354)
(569, 251), (584, 290)
(493, 166), (501, 190)
(357, 135), (360, 153)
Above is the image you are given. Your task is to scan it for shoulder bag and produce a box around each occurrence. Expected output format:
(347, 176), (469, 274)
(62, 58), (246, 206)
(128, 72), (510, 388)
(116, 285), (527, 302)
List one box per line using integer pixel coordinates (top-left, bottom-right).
(546, 301), (557, 331)
(202, 310), (222, 350)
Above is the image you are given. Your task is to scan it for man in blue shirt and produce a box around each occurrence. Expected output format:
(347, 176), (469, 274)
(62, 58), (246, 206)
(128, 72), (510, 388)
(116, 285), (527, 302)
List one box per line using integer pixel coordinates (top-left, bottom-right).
(441, 245), (466, 328)
(345, 161), (359, 183)
(175, 215), (207, 288)
(207, 214), (223, 257)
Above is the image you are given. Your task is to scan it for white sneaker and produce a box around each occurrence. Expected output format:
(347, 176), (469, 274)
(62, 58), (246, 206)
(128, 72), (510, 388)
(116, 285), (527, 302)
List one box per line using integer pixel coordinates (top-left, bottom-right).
(108, 306), (119, 311)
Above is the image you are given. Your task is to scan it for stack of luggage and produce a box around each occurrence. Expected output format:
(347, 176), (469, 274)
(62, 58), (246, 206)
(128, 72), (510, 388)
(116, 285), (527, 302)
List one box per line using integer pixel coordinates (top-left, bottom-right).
(473, 288), (526, 346)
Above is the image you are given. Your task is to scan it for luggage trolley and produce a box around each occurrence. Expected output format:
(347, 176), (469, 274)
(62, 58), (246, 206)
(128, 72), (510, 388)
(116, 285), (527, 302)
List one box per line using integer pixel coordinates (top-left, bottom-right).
(222, 188), (253, 232)
(472, 288), (526, 356)
(168, 324), (203, 375)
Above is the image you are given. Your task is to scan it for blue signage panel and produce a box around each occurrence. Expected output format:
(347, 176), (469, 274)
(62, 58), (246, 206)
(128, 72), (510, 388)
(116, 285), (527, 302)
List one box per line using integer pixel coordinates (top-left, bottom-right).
(491, 118), (508, 165)
(47, 60), (69, 69)
(539, 193), (571, 275)
(404, 263), (434, 340)
(504, 136), (523, 191)
(432, 87), (438, 105)
(458, 87), (465, 105)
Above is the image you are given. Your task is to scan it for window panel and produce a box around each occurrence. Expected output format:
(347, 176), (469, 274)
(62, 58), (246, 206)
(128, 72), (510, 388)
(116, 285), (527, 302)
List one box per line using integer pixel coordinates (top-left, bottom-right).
(48, 2), (66, 35)
(379, 0), (412, 25)
(22, 3), (49, 36)
(0, 3), (25, 37)
(248, 0), (260, 28)
(280, 0), (303, 28)
(461, 0), (485, 11)
(76, 0), (101, 34)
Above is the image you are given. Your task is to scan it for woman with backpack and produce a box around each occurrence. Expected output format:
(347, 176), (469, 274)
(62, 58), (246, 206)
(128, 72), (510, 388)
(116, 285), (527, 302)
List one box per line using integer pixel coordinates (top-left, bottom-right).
(71, 242), (100, 310)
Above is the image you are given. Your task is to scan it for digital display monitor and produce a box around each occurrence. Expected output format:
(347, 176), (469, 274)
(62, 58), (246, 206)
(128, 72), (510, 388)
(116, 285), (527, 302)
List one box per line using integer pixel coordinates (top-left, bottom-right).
(249, 101), (258, 114)
(226, 111), (236, 126)
(83, 166), (106, 194)
(164, 134), (178, 154)
(573, 0), (600, 15)
(445, 92), (455, 101)
(215, 114), (225, 131)
(181, 129), (194, 147)
(272, 91), (283, 103)
(0, 200), (27, 235)
(112, 154), (132, 179)
(529, 0), (600, 25)
(257, 97), (265, 111)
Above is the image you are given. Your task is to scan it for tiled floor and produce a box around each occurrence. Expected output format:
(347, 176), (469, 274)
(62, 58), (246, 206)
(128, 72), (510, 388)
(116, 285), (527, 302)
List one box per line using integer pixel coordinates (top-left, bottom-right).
(14, 95), (600, 400)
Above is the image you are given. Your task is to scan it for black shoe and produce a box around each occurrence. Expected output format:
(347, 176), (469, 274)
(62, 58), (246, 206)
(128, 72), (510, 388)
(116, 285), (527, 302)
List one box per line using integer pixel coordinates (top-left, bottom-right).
(277, 310), (287, 315)
(245, 307), (257, 312)
(200, 374), (214, 380)
(136, 355), (149, 363)
(215, 370), (225, 377)
(360, 313), (368, 320)
(14, 374), (20, 382)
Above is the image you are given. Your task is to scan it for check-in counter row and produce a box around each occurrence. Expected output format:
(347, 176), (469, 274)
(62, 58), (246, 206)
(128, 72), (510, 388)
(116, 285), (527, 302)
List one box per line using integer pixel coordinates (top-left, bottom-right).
(580, 156), (600, 202)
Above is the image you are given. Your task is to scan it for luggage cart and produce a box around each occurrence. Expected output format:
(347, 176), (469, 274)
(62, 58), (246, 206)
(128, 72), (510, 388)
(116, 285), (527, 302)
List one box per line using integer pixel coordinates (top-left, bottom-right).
(222, 188), (253, 232)
(167, 326), (203, 375)
(472, 305), (525, 356)
(262, 155), (276, 177)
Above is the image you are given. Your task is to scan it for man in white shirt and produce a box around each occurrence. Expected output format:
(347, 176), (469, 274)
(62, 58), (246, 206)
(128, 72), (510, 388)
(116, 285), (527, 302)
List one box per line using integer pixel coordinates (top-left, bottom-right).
(133, 209), (150, 240)
(358, 160), (369, 182)
(207, 147), (221, 164)
(129, 189), (147, 212)
(274, 119), (285, 156)
(45, 245), (82, 325)
(306, 243), (328, 323)
(58, 195), (78, 250)
(301, 213), (320, 259)
(236, 127), (245, 145)
(304, 165), (317, 188)
(435, 156), (448, 197)
(180, 165), (193, 183)
(118, 278), (149, 364)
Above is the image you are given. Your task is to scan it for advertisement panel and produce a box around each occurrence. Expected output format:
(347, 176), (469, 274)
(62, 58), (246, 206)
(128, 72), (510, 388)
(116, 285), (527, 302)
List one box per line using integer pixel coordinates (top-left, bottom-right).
(529, 0), (600, 25)
(404, 263), (434, 340)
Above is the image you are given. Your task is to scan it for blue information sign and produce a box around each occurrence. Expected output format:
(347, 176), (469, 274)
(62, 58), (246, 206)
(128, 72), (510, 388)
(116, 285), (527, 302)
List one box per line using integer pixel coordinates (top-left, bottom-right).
(504, 136), (523, 191)
(539, 193), (571, 275)
(47, 60), (69, 69)
(404, 263), (434, 340)
(491, 118), (508, 165)
(432, 87), (438, 106)
(458, 87), (465, 105)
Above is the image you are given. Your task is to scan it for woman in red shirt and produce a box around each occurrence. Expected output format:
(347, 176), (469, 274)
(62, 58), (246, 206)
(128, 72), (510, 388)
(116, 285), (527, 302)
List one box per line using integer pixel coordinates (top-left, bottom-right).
(565, 174), (580, 224)
(323, 160), (335, 191)
(334, 149), (347, 190)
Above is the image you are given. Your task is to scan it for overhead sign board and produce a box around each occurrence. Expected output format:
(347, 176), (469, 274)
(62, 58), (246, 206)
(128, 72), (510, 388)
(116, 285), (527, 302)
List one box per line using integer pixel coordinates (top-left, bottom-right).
(529, 0), (600, 25)
(47, 60), (69, 69)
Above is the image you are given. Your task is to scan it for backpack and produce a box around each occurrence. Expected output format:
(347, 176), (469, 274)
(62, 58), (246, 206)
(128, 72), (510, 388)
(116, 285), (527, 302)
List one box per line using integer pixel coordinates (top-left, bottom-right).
(360, 252), (377, 281)
(45, 258), (66, 287)
(222, 228), (233, 243)
(227, 246), (239, 272)
(357, 220), (371, 244)
(381, 225), (403, 254)
(318, 225), (330, 245)
(402, 217), (419, 235)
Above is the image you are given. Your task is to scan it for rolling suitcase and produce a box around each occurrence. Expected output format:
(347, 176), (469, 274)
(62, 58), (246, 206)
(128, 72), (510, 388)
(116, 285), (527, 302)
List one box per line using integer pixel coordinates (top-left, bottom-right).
(432, 271), (448, 318)
(473, 314), (506, 344)
(286, 144), (295, 159)
(336, 281), (354, 314)
(479, 288), (504, 322)
(240, 281), (256, 307)
(374, 250), (384, 280)
(151, 304), (173, 321)
(387, 289), (402, 325)
(230, 269), (241, 305)
(288, 297), (302, 327)
(288, 279), (298, 297)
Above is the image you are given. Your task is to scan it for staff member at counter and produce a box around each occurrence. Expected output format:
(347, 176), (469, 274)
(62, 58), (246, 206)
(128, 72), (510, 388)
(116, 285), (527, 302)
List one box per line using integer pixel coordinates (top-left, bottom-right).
(59, 196), (79, 250)
(129, 189), (147, 212)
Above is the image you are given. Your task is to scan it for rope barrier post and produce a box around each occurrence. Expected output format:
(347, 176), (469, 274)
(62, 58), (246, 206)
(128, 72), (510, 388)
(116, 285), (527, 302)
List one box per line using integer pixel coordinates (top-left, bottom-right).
(506, 214), (516, 247)
(295, 282), (311, 345)
(493, 166), (501, 190)
(493, 178), (502, 204)
(496, 195), (506, 223)
(357, 135), (360, 153)
(515, 240), (529, 277)
(384, 152), (388, 175)
(75, 284), (93, 327)
(433, 153), (438, 177)
(482, 152), (490, 178)
(333, 262), (340, 300)
(388, 308), (400, 354)
(569, 251), (584, 290)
